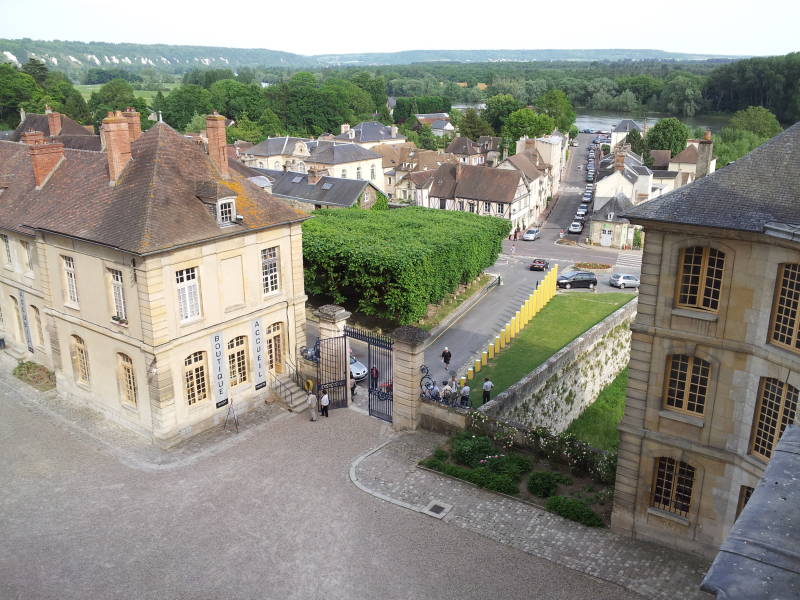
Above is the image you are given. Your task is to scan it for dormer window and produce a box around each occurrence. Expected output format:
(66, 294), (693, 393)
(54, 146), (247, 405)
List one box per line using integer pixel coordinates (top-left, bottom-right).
(217, 198), (235, 226)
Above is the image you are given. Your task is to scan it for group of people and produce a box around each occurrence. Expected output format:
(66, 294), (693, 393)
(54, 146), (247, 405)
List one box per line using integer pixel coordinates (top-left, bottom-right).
(305, 389), (329, 421)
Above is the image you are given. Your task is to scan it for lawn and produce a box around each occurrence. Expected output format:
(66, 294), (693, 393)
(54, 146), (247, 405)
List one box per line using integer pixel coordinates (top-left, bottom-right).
(470, 292), (633, 407)
(565, 368), (628, 451)
(76, 83), (178, 102)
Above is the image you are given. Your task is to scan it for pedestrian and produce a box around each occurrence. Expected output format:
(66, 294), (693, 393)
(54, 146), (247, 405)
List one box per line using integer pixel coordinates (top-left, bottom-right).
(350, 372), (356, 398)
(441, 381), (452, 404)
(441, 347), (451, 370)
(431, 382), (441, 402)
(449, 375), (459, 395)
(306, 390), (318, 421)
(482, 377), (494, 405)
(320, 390), (330, 418)
(460, 382), (471, 408)
(370, 365), (379, 387)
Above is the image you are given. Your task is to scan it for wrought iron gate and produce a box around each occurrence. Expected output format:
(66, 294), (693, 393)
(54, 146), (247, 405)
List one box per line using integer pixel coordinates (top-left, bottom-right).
(344, 326), (393, 423)
(316, 335), (348, 409)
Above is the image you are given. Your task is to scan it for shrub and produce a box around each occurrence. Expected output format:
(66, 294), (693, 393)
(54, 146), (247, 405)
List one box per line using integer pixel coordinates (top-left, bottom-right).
(480, 453), (532, 482)
(545, 496), (604, 527)
(527, 471), (573, 498)
(302, 207), (511, 324)
(423, 459), (518, 495)
(432, 448), (449, 462)
(452, 434), (495, 468)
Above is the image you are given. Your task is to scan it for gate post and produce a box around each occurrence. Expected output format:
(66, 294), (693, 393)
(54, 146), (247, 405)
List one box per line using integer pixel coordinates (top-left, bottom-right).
(391, 325), (430, 431)
(315, 304), (352, 405)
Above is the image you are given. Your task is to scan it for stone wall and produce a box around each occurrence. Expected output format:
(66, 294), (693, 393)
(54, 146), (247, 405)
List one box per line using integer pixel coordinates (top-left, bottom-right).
(479, 299), (636, 432)
(419, 400), (468, 435)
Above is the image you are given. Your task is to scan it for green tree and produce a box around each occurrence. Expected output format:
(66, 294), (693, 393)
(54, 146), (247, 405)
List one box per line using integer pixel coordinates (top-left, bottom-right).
(0, 64), (39, 127)
(209, 79), (268, 122)
(484, 94), (522, 131)
(645, 117), (690, 156)
(501, 109), (555, 147)
(226, 114), (265, 143)
(21, 58), (49, 86)
(418, 124), (438, 150)
(534, 89), (575, 131)
(728, 106), (782, 138)
(458, 108), (494, 140)
(162, 84), (213, 131)
(624, 129), (648, 157)
(257, 108), (283, 138)
(87, 78), (150, 131)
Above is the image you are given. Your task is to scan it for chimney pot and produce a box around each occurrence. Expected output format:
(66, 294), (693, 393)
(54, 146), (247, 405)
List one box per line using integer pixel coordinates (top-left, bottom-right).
(205, 113), (229, 179)
(614, 151), (626, 172)
(703, 129), (712, 142)
(47, 110), (63, 137)
(29, 141), (64, 188)
(122, 107), (142, 143)
(102, 112), (132, 183)
(21, 130), (45, 145)
(341, 123), (350, 134)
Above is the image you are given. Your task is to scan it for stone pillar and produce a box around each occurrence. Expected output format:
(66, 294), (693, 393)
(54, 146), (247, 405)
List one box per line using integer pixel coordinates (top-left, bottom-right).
(314, 304), (351, 404)
(391, 326), (430, 431)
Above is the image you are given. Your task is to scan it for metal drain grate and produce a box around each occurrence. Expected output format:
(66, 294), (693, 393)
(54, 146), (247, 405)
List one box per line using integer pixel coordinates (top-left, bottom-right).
(423, 500), (453, 519)
(429, 504), (445, 514)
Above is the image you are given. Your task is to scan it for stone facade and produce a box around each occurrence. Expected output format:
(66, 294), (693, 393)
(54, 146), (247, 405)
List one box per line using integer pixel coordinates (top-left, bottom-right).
(479, 300), (635, 432)
(611, 225), (800, 558)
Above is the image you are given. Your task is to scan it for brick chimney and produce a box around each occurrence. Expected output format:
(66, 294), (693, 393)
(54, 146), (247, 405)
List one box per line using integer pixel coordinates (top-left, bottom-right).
(102, 111), (132, 183)
(122, 107), (141, 143)
(614, 151), (626, 172)
(341, 123), (350, 135)
(390, 125), (398, 138)
(703, 129), (712, 142)
(29, 139), (65, 188)
(21, 130), (45, 146)
(307, 167), (328, 185)
(45, 107), (62, 137)
(205, 112), (228, 179)
(696, 130), (714, 179)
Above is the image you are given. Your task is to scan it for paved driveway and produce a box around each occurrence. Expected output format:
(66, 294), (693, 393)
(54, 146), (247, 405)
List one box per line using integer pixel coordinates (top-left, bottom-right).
(0, 377), (641, 600)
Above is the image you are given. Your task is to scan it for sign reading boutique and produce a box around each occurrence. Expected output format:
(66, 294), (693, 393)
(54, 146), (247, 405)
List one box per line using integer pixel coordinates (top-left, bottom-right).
(210, 319), (269, 409)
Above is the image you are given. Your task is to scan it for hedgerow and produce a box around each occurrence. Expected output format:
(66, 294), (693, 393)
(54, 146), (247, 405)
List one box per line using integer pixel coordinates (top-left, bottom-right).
(302, 207), (511, 324)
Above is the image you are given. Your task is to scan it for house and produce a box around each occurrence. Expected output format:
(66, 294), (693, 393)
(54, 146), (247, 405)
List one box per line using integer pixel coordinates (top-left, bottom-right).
(586, 192), (638, 248)
(426, 163), (532, 229)
(446, 136), (503, 167)
(611, 122), (800, 558)
(610, 119), (642, 148)
(371, 143), (458, 198)
(12, 107), (101, 151)
(593, 150), (653, 209)
(516, 132), (568, 196)
(668, 132), (717, 178)
(247, 167), (382, 211)
(239, 136), (384, 192)
(395, 170), (436, 206)
(0, 110), (309, 445)
(497, 152), (549, 226)
(334, 121), (406, 149)
(415, 113), (455, 137)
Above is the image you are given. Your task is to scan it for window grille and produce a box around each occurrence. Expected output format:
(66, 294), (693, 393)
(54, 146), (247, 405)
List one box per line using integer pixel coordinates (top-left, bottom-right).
(109, 269), (126, 320)
(664, 355), (710, 415)
(184, 351), (207, 405)
(227, 336), (248, 386)
(651, 457), (695, 517)
(261, 247), (280, 294)
(63, 256), (78, 304)
(118, 353), (137, 406)
(676, 247), (725, 312)
(770, 263), (800, 354)
(750, 377), (798, 461)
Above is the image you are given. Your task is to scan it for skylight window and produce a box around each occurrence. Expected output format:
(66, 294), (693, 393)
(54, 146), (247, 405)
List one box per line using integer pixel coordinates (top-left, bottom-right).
(291, 176), (303, 183)
(321, 183), (333, 190)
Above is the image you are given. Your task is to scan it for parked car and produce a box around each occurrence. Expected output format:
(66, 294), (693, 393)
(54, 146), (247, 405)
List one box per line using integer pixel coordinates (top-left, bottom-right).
(350, 355), (368, 381)
(557, 270), (598, 289)
(529, 258), (549, 271)
(579, 203), (590, 212)
(574, 213), (586, 222)
(609, 273), (641, 289)
(522, 228), (541, 241)
(585, 174), (594, 182)
(568, 221), (583, 234)
(571, 140), (579, 147)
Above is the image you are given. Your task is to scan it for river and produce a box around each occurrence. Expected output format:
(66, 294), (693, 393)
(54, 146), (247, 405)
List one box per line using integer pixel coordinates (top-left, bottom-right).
(575, 110), (731, 133)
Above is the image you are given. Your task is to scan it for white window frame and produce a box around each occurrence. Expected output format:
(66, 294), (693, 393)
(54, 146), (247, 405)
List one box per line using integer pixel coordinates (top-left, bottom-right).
(261, 247), (280, 294)
(175, 267), (201, 322)
(109, 268), (127, 322)
(1, 234), (13, 268)
(370, 165), (376, 180)
(184, 351), (208, 406)
(20, 240), (34, 273)
(217, 198), (236, 226)
(341, 169), (347, 178)
(63, 255), (79, 305)
(356, 166), (362, 180)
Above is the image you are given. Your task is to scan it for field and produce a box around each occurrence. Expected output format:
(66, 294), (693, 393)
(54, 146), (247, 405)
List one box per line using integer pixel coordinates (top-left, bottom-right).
(75, 82), (178, 103)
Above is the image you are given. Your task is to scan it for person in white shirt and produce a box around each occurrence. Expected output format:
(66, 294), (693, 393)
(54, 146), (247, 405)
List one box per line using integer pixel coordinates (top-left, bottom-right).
(320, 390), (330, 418)
(306, 391), (318, 421)
(482, 378), (494, 405)
(460, 384), (471, 408)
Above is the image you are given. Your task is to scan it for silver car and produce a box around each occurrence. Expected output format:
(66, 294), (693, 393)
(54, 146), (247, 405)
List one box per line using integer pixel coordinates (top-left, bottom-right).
(522, 228), (541, 241)
(350, 355), (368, 380)
(609, 273), (640, 289)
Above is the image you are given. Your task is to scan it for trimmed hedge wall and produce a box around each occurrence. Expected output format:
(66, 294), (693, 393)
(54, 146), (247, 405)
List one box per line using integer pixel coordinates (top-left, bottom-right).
(302, 207), (511, 324)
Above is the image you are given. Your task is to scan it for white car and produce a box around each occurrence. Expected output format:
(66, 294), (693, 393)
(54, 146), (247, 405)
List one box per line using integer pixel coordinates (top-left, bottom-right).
(350, 355), (368, 381)
(609, 273), (641, 289)
(522, 228), (541, 241)
(568, 221), (583, 234)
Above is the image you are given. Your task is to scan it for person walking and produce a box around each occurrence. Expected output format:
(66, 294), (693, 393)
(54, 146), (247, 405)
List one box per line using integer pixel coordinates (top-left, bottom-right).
(460, 382), (471, 408)
(306, 390), (318, 421)
(370, 365), (379, 387)
(320, 390), (330, 418)
(441, 381), (452, 404)
(441, 347), (451, 371)
(350, 373), (357, 398)
(482, 377), (494, 405)
(431, 382), (441, 403)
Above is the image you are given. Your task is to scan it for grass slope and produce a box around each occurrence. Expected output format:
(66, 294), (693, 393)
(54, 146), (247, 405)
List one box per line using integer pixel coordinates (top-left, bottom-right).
(565, 368), (628, 451)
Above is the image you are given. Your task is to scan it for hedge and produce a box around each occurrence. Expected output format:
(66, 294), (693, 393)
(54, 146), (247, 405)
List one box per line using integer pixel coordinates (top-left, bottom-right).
(545, 496), (604, 527)
(302, 207), (511, 324)
(527, 471), (573, 498)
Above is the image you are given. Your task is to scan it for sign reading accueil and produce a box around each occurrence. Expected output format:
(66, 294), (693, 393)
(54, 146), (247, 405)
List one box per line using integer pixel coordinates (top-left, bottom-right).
(251, 318), (267, 390)
(210, 332), (229, 409)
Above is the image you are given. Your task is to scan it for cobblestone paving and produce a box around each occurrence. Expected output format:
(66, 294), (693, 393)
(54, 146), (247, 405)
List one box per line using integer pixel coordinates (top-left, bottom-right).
(354, 431), (710, 600)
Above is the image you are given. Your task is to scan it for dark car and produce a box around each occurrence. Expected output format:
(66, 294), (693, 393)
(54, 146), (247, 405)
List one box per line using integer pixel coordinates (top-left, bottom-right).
(529, 258), (549, 271)
(557, 271), (598, 289)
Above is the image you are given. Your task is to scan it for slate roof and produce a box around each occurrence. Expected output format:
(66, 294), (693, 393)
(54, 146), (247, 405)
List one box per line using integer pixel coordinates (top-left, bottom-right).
(701, 426), (800, 600)
(597, 151), (651, 184)
(613, 119), (641, 133)
(649, 149), (671, 169)
(0, 123), (306, 255)
(408, 170), (436, 189)
(430, 163), (521, 204)
(505, 153), (544, 183)
(0, 131), (13, 141)
(245, 136), (310, 157)
(446, 136), (481, 155)
(478, 136), (502, 151)
(415, 113), (449, 120)
(670, 144), (699, 164)
(12, 113), (93, 140)
(625, 122), (800, 232)
(305, 140), (381, 164)
(652, 170), (679, 179)
(592, 193), (633, 223)
(252, 168), (373, 207)
(334, 121), (405, 143)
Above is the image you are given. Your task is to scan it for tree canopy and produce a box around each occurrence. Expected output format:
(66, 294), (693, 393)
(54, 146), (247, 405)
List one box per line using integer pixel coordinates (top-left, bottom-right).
(483, 94), (522, 131)
(728, 106), (783, 139)
(458, 108), (494, 140)
(534, 89), (576, 132)
(645, 117), (690, 156)
(501, 109), (555, 148)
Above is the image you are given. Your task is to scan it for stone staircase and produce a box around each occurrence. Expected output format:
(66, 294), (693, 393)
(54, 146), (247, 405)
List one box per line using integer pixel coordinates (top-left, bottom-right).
(269, 371), (308, 413)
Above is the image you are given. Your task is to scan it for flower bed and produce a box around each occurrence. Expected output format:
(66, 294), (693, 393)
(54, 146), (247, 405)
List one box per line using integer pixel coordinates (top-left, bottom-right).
(573, 262), (611, 270)
(420, 430), (612, 526)
(13, 360), (56, 391)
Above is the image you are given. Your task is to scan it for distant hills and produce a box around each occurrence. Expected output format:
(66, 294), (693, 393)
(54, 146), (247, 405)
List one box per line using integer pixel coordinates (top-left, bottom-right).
(1, 39), (745, 75)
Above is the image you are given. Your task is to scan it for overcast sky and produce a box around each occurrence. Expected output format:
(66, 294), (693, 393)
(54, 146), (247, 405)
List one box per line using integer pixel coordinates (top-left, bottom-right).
(1, 0), (797, 57)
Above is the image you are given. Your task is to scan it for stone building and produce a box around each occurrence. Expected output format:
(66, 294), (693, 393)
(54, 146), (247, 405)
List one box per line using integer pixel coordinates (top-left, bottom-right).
(0, 110), (308, 445)
(611, 122), (800, 558)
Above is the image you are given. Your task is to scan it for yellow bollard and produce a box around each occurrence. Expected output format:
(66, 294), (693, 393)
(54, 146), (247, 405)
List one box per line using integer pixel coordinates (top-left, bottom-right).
(499, 329), (506, 349)
(494, 335), (501, 354)
(474, 359), (481, 373)
(460, 376), (466, 387)
(506, 322), (512, 344)
(467, 367), (474, 380)
(515, 311), (521, 336)
(482, 350), (488, 366)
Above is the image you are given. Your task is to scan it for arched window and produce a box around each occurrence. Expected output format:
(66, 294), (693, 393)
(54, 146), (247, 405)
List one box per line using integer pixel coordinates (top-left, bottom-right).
(9, 296), (22, 343)
(266, 322), (283, 373)
(370, 165), (376, 180)
(750, 377), (798, 461)
(30, 305), (44, 347)
(770, 263), (800, 354)
(227, 335), (248, 386)
(184, 351), (207, 406)
(651, 457), (695, 517)
(675, 247), (725, 312)
(663, 355), (710, 416)
(71, 335), (90, 385)
(118, 353), (137, 406)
